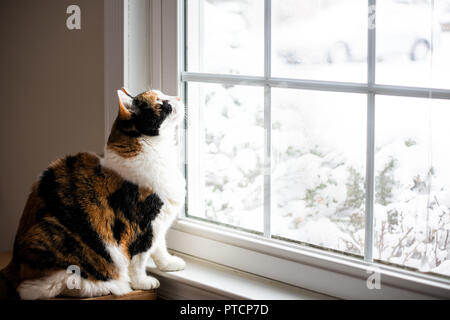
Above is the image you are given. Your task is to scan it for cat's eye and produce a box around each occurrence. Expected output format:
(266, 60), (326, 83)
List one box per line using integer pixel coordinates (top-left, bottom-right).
(162, 101), (172, 113)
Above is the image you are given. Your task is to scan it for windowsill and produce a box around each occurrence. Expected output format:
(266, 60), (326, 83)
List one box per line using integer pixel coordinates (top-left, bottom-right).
(146, 251), (335, 300)
(164, 219), (450, 299)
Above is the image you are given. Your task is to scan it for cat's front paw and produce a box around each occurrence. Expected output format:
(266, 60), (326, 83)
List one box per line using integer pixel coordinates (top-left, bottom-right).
(130, 275), (160, 290)
(156, 255), (186, 272)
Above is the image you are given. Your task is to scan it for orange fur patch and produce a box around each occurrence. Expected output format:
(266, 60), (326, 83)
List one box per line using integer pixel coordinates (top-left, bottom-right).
(107, 120), (142, 158)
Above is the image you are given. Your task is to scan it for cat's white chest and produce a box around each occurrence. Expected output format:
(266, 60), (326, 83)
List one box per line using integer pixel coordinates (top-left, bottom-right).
(138, 139), (185, 204)
(102, 138), (186, 208)
(139, 155), (186, 206)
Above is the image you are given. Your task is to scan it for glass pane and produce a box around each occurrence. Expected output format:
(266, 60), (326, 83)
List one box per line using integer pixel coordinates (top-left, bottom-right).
(272, 0), (367, 82)
(187, 0), (264, 76)
(375, 96), (450, 277)
(187, 83), (264, 232)
(376, 0), (450, 89)
(272, 89), (367, 255)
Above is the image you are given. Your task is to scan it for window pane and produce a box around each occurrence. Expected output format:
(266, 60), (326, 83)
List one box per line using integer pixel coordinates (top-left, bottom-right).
(376, 0), (450, 89)
(187, 0), (264, 76)
(272, 89), (367, 255)
(272, 0), (367, 82)
(187, 83), (264, 232)
(375, 96), (450, 277)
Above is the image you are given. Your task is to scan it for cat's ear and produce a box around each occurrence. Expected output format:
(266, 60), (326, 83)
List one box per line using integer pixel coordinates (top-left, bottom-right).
(117, 89), (133, 120)
(121, 87), (132, 97)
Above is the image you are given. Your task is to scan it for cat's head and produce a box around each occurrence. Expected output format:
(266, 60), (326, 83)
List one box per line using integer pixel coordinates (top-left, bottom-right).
(116, 87), (184, 137)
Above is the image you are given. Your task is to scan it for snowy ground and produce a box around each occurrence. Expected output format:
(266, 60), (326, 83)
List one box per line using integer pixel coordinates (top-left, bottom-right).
(186, 0), (450, 277)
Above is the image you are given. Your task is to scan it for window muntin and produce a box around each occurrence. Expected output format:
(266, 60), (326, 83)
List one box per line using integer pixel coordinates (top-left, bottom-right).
(183, 0), (450, 278)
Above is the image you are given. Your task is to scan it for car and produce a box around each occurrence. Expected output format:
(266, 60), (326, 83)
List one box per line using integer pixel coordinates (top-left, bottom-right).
(275, 0), (440, 65)
(440, 2), (450, 32)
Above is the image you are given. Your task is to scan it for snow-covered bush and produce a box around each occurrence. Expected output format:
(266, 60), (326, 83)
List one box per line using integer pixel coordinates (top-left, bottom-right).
(188, 0), (450, 277)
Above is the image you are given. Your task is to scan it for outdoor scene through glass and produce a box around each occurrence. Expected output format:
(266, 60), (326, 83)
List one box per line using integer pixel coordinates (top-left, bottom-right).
(185, 0), (450, 278)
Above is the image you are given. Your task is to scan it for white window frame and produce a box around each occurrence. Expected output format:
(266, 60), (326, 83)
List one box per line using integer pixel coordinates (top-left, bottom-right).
(110, 0), (450, 299)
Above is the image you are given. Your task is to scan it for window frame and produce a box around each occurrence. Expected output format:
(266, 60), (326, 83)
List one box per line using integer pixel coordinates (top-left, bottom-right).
(121, 0), (450, 299)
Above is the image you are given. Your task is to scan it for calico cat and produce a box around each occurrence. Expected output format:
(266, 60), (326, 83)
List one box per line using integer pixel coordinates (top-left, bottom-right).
(0, 88), (186, 299)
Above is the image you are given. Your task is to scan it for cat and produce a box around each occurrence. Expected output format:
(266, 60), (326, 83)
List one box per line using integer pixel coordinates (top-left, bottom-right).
(0, 88), (186, 300)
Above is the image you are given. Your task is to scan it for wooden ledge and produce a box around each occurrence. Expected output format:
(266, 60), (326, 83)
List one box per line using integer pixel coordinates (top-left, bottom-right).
(51, 289), (157, 300)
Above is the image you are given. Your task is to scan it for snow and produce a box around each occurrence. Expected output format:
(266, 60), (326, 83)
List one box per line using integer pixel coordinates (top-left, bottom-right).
(186, 0), (450, 277)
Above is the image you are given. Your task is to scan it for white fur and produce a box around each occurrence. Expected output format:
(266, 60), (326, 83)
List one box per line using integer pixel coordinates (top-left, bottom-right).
(102, 91), (187, 276)
(18, 272), (133, 299)
(129, 251), (160, 290)
(18, 90), (186, 300)
(18, 245), (133, 299)
(18, 271), (68, 300)
(103, 91), (187, 286)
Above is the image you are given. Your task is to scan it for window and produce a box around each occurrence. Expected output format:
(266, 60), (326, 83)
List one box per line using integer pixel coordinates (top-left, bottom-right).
(181, 0), (450, 281)
(121, 0), (450, 298)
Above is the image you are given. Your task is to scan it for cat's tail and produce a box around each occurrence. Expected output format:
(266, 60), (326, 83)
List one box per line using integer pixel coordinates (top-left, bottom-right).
(0, 261), (20, 300)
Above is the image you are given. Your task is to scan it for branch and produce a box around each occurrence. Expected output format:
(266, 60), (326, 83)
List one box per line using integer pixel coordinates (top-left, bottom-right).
(389, 227), (413, 259)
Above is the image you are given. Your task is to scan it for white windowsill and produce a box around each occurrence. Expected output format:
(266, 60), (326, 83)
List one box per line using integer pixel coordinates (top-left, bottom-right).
(146, 252), (335, 300)
(164, 219), (450, 299)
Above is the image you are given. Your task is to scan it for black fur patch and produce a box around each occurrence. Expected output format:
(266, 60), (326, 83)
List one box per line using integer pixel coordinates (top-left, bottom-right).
(131, 98), (173, 136)
(38, 164), (113, 265)
(20, 247), (64, 271)
(39, 218), (107, 280)
(137, 193), (162, 230)
(116, 118), (142, 138)
(108, 181), (163, 257)
(161, 100), (173, 114)
(128, 227), (153, 257)
(133, 107), (163, 136)
(108, 181), (140, 222)
(112, 218), (125, 243)
(93, 164), (105, 178)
